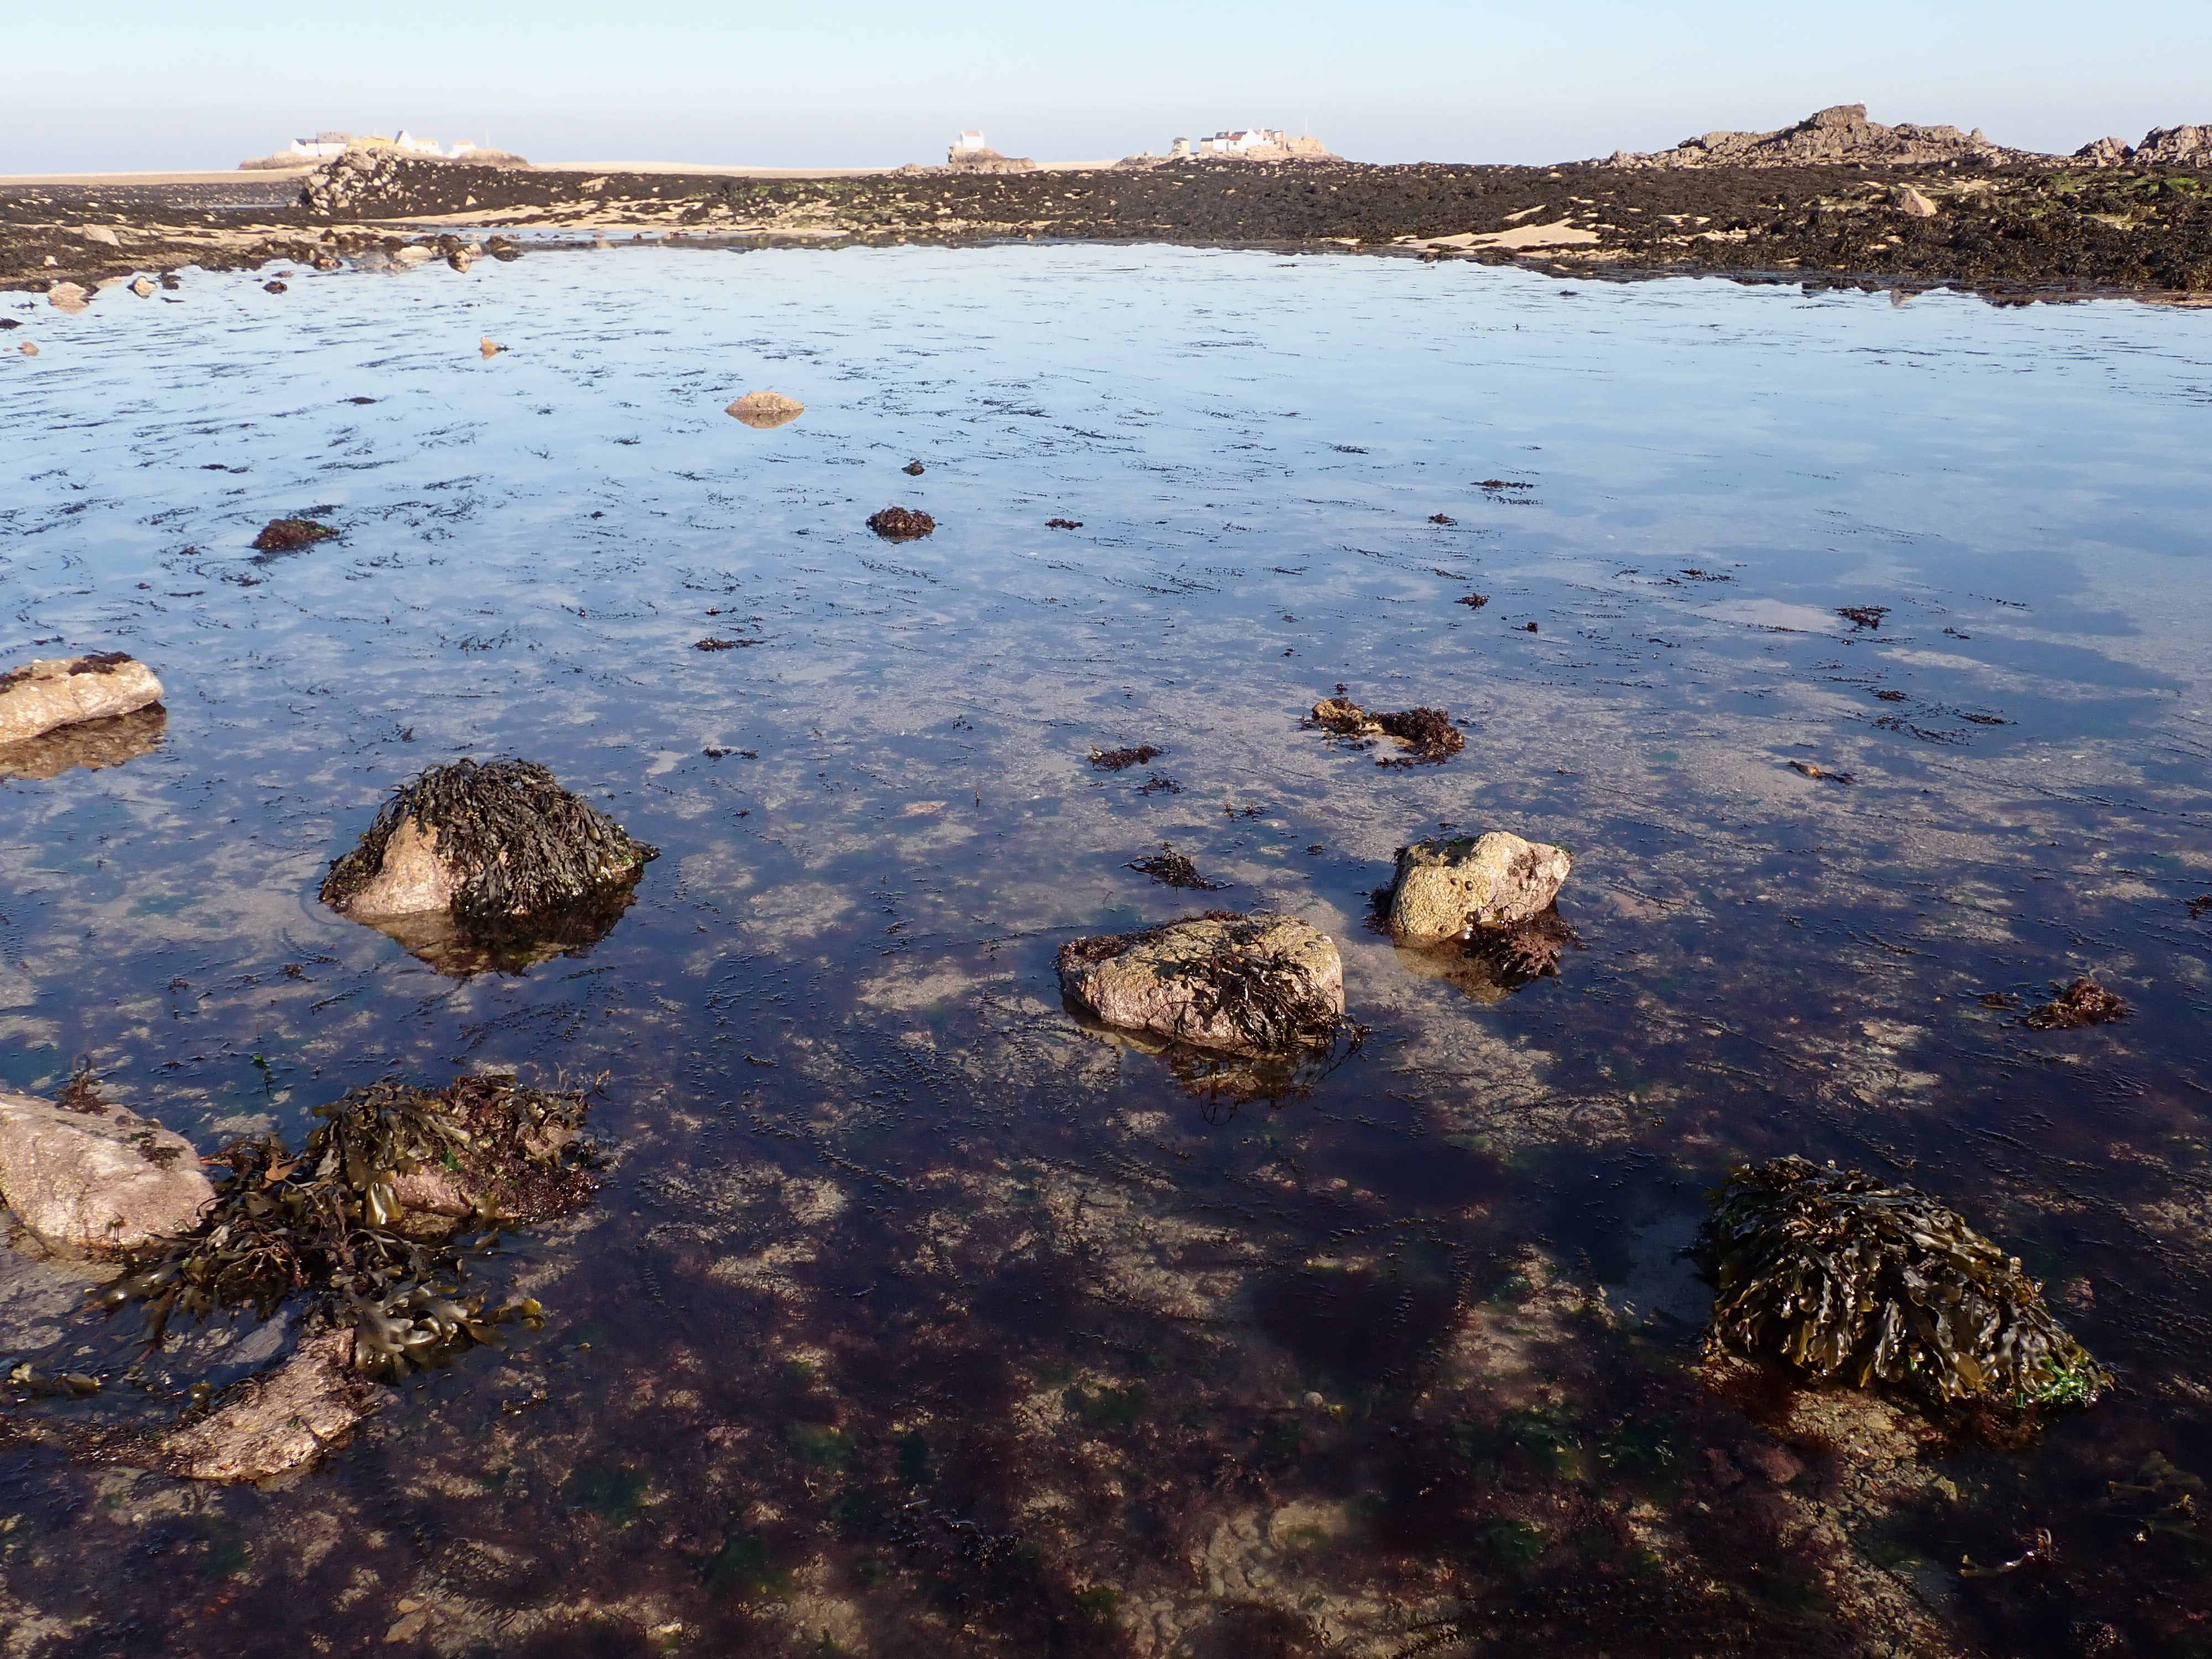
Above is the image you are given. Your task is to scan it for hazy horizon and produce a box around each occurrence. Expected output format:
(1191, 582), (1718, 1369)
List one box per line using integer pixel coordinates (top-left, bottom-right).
(4, 0), (2208, 174)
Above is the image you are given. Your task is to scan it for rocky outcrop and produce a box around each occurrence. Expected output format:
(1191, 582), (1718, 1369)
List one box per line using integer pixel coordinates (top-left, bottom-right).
(1604, 104), (2038, 170)
(946, 146), (1036, 174)
(320, 759), (656, 965)
(727, 390), (804, 429)
(301, 149), (408, 216)
(1386, 831), (1572, 941)
(0, 653), (164, 747)
(2077, 124), (2212, 168)
(0, 1091), (215, 1258)
(157, 1329), (387, 1483)
(1057, 912), (1344, 1055)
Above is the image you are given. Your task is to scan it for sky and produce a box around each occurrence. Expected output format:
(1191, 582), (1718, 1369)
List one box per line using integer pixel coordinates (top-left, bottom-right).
(4, 0), (2208, 174)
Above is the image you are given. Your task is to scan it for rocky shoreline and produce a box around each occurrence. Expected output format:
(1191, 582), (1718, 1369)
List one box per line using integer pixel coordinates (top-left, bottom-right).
(3, 107), (2209, 303)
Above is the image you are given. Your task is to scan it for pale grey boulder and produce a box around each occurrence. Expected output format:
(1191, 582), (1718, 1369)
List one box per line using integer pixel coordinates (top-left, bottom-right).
(1387, 831), (1572, 941)
(0, 1091), (215, 1258)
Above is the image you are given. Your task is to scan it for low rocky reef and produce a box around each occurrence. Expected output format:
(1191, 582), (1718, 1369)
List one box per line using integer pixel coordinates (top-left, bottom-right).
(320, 757), (657, 975)
(1, 1073), (597, 1483)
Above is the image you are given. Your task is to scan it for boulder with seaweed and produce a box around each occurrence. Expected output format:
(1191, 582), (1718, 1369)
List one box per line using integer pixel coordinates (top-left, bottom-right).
(1700, 1156), (2106, 1412)
(1057, 911), (1345, 1056)
(320, 758), (656, 971)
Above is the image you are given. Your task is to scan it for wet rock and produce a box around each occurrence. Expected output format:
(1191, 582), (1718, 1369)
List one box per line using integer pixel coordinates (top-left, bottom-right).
(46, 282), (89, 313)
(868, 506), (936, 540)
(0, 1091), (215, 1258)
(0, 703), (166, 780)
(17, 342), (36, 357)
(1894, 185), (1939, 218)
(726, 390), (803, 429)
(263, 280), (288, 294)
(1307, 691), (1465, 764)
(251, 517), (338, 553)
(1386, 831), (1572, 941)
(1701, 1156), (2106, 1410)
(157, 1328), (388, 1483)
(0, 652), (165, 748)
(902, 460), (925, 476)
(320, 758), (656, 971)
(128, 275), (155, 298)
(2024, 977), (2128, 1031)
(1057, 912), (1344, 1055)
(479, 336), (506, 358)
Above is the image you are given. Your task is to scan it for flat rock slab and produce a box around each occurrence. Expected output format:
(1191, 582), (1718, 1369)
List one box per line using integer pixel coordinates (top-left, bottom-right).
(0, 654), (164, 748)
(0, 1091), (215, 1257)
(1388, 831), (1572, 940)
(1058, 912), (1343, 1055)
(159, 1329), (388, 1483)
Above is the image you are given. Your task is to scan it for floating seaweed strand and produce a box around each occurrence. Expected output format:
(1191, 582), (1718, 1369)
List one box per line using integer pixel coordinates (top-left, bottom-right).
(103, 1077), (591, 1379)
(1700, 1157), (2107, 1410)
(319, 758), (657, 928)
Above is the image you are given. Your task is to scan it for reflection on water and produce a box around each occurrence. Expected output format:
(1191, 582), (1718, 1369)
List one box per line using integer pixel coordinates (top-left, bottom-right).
(0, 246), (2209, 1656)
(0, 703), (165, 781)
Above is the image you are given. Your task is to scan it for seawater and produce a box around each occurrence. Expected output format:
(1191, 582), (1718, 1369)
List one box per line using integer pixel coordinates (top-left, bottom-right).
(1, 245), (2209, 1657)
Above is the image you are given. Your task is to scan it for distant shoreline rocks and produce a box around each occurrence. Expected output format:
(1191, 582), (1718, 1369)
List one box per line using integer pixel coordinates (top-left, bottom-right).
(1602, 103), (2033, 170)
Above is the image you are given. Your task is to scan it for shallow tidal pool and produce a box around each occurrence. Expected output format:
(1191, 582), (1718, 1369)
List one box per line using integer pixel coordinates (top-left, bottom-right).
(2, 243), (2210, 1657)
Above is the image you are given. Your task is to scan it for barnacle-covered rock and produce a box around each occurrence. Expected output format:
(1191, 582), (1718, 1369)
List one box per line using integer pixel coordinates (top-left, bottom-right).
(1700, 1156), (2106, 1410)
(320, 758), (656, 972)
(0, 652), (165, 748)
(1057, 912), (1344, 1056)
(1387, 831), (1572, 941)
(0, 1090), (215, 1258)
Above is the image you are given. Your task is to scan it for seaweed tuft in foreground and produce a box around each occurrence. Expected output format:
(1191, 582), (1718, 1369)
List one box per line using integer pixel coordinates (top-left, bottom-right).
(1700, 1156), (2106, 1413)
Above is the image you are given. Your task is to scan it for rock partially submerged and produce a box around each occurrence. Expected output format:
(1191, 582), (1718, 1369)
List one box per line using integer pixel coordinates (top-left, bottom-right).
(868, 506), (936, 540)
(156, 1328), (388, 1484)
(251, 517), (338, 554)
(1701, 1156), (2106, 1410)
(1396, 908), (1581, 1003)
(0, 653), (164, 749)
(727, 389), (803, 429)
(1386, 831), (1572, 941)
(1057, 912), (1344, 1056)
(2025, 977), (2128, 1031)
(320, 758), (656, 971)
(1308, 691), (1464, 764)
(0, 1090), (215, 1258)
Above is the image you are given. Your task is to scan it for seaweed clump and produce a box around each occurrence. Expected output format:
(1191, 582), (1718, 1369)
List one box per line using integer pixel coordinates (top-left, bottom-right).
(2024, 977), (2130, 1030)
(1126, 842), (1225, 891)
(1701, 1156), (2106, 1411)
(867, 507), (935, 540)
(320, 758), (656, 933)
(1307, 689), (1464, 765)
(106, 1075), (596, 1379)
(1089, 743), (1162, 771)
(251, 517), (338, 553)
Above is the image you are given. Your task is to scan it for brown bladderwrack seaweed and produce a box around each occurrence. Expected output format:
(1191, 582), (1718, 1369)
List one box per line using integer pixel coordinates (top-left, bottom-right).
(1057, 912), (1345, 1056)
(320, 757), (658, 938)
(1089, 743), (1162, 771)
(1307, 691), (1465, 765)
(105, 1074), (595, 1378)
(1126, 842), (1227, 891)
(251, 517), (339, 554)
(1700, 1156), (2106, 1411)
(867, 507), (936, 540)
(2024, 977), (2130, 1030)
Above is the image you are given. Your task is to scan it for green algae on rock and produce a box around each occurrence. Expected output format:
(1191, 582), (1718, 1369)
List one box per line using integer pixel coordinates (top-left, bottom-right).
(320, 758), (656, 954)
(1701, 1156), (2106, 1410)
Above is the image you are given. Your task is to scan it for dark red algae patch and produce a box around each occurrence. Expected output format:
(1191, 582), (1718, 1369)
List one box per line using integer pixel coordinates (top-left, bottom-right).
(1125, 842), (1226, 890)
(251, 517), (338, 552)
(1088, 743), (1162, 771)
(867, 507), (935, 540)
(1837, 605), (1889, 630)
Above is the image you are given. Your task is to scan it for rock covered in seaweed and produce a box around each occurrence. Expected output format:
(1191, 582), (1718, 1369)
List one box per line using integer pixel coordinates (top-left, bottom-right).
(868, 506), (935, 540)
(0, 652), (165, 748)
(1387, 831), (1572, 941)
(2024, 977), (2128, 1031)
(1056, 912), (1344, 1056)
(320, 758), (656, 968)
(0, 1089), (215, 1258)
(1307, 692), (1464, 764)
(1700, 1156), (2106, 1410)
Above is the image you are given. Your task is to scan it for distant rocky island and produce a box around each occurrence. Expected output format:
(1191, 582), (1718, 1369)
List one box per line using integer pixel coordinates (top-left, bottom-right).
(4, 105), (2208, 304)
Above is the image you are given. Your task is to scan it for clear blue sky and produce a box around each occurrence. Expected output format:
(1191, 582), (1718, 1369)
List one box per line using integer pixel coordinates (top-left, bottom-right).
(6, 0), (2206, 173)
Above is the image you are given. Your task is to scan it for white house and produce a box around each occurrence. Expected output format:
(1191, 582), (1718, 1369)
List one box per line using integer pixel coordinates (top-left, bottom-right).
(951, 130), (989, 155)
(284, 131), (353, 159)
(1196, 128), (1288, 156)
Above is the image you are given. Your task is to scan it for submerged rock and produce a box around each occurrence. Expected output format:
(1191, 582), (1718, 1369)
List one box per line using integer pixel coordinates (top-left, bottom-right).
(0, 1091), (215, 1258)
(1057, 912), (1344, 1055)
(0, 653), (165, 748)
(1701, 1156), (2106, 1410)
(320, 758), (656, 969)
(868, 506), (936, 540)
(1307, 691), (1464, 764)
(726, 390), (803, 429)
(1386, 831), (1572, 941)
(157, 1328), (388, 1483)
(1396, 907), (1581, 1002)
